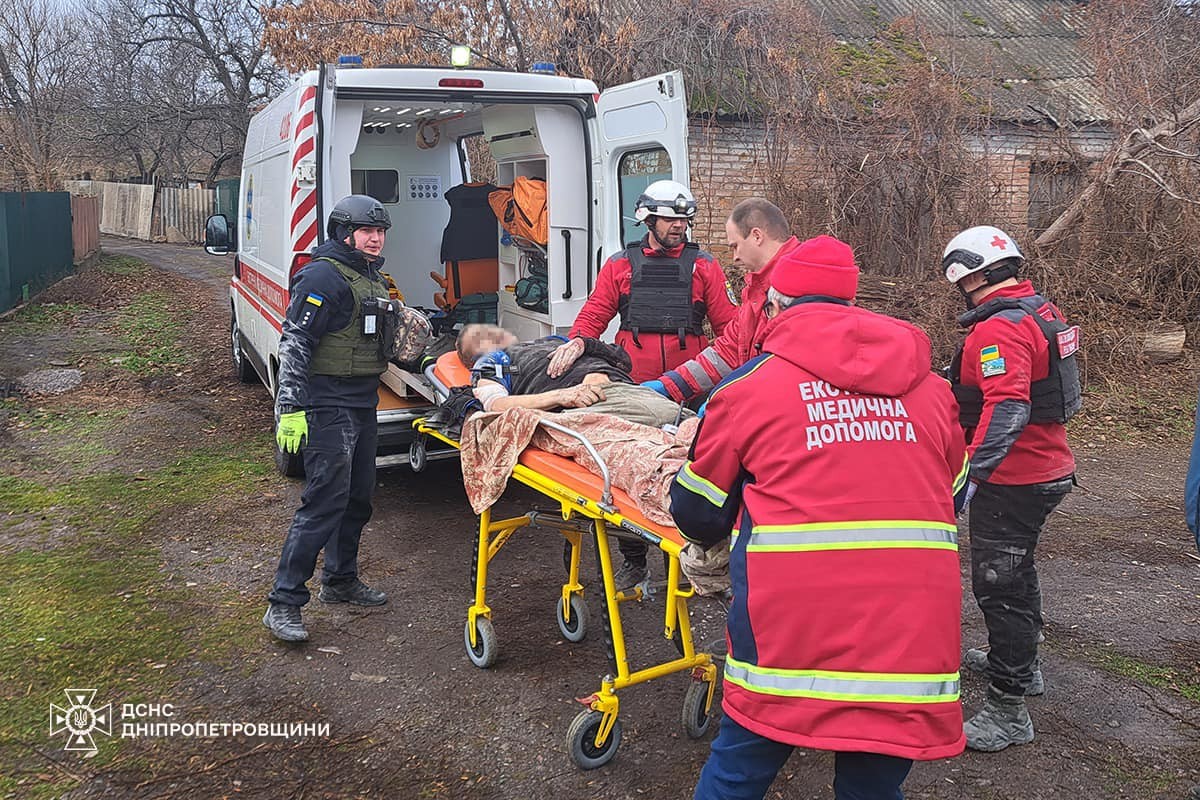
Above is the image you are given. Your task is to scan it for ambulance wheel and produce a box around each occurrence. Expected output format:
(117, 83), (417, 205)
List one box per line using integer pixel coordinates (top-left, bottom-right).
(566, 710), (621, 770)
(464, 617), (498, 669)
(682, 680), (714, 739)
(409, 437), (427, 472)
(273, 440), (305, 479)
(230, 314), (255, 384)
(556, 594), (588, 643)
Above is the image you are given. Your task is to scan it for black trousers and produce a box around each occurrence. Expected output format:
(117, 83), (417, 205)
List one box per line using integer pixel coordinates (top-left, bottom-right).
(269, 406), (377, 607)
(968, 478), (1072, 696)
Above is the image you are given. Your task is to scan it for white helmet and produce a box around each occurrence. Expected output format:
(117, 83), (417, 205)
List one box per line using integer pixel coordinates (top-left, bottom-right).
(634, 180), (696, 222)
(942, 225), (1024, 284)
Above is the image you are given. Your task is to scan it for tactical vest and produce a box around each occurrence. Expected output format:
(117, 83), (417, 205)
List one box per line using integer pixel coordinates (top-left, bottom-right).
(619, 242), (705, 348)
(309, 258), (392, 378)
(949, 295), (1082, 427)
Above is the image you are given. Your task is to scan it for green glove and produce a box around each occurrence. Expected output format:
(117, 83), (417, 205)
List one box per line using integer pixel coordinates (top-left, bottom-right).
(276, 410), (308, 454)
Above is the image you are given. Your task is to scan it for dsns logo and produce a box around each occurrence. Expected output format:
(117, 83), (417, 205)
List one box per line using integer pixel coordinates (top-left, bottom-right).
(49, 689), (112, 752)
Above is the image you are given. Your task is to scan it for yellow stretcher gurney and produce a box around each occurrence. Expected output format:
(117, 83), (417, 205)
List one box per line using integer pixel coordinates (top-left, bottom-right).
(414, 351), (718, 769)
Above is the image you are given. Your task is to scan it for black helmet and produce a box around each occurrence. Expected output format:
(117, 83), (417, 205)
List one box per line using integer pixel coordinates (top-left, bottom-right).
(326, 194), (392, 239)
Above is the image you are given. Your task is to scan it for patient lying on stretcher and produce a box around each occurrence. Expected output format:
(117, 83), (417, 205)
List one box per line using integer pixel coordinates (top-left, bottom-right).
(454, 324), (694, 429)
(451, 325), (727, 595)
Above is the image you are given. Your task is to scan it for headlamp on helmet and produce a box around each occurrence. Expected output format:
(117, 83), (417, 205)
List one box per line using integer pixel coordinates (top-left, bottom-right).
(634, 179), (697, 223)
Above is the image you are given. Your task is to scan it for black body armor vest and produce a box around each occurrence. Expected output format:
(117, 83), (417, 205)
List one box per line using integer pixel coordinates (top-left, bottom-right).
(949, 295), (1082, 427)
(619, 241), (704, 348)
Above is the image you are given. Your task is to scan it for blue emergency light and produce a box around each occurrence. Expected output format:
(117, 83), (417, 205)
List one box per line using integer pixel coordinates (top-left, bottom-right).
(530, 61), (557, 75)
(338, 54), (363, 67)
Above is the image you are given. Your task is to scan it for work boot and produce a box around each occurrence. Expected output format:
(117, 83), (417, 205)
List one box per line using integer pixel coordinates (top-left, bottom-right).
(612, 559), (649, 592)
(263, 602), (308, 642)
(964, 686), (1035, 752)
(318, 578), (388, 606)
(964, 648), (1045, 696)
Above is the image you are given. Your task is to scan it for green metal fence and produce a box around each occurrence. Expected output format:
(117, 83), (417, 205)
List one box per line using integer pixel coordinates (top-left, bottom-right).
(0, 192), (74, 314)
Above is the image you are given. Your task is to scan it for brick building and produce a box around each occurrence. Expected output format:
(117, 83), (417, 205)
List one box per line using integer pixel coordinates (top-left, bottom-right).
(680, 0), (1113, 263)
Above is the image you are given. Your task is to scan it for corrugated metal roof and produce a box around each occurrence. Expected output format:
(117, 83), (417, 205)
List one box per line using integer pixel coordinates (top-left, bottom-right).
(808, 0), (1106, 123)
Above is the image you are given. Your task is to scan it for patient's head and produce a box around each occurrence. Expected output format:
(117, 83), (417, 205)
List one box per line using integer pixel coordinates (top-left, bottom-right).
(456, 324), (518, 365)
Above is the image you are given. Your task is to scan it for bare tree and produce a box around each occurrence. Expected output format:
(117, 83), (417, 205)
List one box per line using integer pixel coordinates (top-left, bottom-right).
(0, 0), (87, 189)
(1036, 0), (1200, 249)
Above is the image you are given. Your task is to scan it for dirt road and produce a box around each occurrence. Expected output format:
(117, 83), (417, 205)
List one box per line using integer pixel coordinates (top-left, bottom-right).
(2, 239), (1198, 799)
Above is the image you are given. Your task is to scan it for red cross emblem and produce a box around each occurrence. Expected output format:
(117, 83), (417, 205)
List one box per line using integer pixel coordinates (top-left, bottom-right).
(991, 235), (1007, 250)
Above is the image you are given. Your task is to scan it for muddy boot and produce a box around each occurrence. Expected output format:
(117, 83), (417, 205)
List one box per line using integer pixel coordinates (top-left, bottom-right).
(263, 602), (308, 642)
(612, 558), (649, 592)
(965, 687), (1034, 752)
(964, 648), (1044, 696)
(318, 578), (387, 606)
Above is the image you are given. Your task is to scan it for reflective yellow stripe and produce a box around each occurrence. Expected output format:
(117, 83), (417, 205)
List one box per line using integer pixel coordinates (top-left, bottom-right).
(952, 454), (970, 494)
(676, 462), (728, 508)
(744, 520), (957, 552)
(724, 655), (960, 704)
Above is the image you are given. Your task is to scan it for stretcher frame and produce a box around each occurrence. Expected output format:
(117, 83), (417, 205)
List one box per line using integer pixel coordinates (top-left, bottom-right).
(414, 360), (718, 769)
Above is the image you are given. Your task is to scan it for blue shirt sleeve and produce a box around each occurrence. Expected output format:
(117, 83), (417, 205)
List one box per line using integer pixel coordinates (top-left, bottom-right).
(1186, 388), (1200, 551)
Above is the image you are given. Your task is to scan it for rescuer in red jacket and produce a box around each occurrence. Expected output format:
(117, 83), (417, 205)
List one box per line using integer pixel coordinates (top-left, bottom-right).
(671, 235), (969, 800)
(644, 197), (800, 404)
(943, 226), (1079, 752)
(561, 179), (735, 590)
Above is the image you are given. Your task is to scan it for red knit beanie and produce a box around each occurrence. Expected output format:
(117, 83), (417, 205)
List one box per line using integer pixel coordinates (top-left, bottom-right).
(770, 235), (859, 301)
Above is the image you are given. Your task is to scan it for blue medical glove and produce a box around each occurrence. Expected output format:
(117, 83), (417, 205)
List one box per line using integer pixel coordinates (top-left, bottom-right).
(641, 379), (668, 397)
(956, 480), (978, 516)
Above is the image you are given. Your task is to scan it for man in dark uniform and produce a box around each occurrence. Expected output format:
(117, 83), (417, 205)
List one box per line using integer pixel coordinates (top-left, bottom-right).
(943, 225), (1080, 751)
(263, 195), (398, 643)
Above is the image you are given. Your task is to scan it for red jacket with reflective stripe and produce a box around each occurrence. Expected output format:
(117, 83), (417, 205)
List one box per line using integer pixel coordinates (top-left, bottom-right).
(669, 302), (967, 760)
(660, 237), (801, 401)
(958, 281), (1075, 484)
(569, 238), (735, 382)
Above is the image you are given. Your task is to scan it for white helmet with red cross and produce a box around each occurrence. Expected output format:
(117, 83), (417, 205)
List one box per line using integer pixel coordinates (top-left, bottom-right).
(942, 225), (1024, 284)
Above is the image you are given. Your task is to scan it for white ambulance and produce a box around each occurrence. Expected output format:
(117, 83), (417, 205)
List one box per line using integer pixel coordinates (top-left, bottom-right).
(205, 58), (690, 475)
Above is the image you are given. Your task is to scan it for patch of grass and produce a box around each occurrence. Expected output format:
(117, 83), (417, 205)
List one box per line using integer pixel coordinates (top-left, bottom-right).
(4, 302), (87, 334)
(1092, 650), (1200, 703)
(0, 475), (62, 514)
(2, 407), (127, 468)
(0, 443), (275, 797)
(96, 255), (149, 277)
(962, 10), (987, 27)
(110, 292), (186, 376)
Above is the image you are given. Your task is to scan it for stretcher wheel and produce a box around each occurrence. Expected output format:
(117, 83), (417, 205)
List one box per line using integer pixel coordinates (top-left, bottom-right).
(409, 437), (427, 472)
(682, 680), (715, 739)
(566, 710), (621, 769)
(556, 595), (588, 643)
(464, 617), (498, 668)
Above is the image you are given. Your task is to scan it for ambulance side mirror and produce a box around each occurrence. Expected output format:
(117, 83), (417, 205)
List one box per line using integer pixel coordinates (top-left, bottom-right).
(205, 214), (231, 255)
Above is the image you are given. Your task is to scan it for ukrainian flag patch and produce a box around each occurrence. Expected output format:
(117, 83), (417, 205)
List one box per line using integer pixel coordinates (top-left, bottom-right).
(305, 293), (324, 307)
(980, 345), (1000, 362)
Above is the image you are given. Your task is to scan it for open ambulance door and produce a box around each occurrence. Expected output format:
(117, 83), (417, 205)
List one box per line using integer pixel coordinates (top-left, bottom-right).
(595, 71), (690, 264)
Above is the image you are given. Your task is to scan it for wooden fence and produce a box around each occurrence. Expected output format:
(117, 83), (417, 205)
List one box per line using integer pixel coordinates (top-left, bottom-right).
(63, 180), (216, 244)
(71, 195), (100, 262)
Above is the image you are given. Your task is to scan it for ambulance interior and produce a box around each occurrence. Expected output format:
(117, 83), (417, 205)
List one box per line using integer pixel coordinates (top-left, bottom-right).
(336, 98), (672, 344)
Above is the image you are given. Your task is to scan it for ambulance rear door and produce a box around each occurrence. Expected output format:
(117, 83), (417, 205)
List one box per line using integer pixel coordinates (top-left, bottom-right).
(594, 70), (690, 268)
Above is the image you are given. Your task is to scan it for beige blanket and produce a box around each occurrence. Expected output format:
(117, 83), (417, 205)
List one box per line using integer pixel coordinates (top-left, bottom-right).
(458, 408), (731, 595)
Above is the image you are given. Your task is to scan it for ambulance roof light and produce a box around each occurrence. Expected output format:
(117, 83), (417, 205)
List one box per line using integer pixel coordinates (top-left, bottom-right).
(450, 45), (471, 68)
(338, 54), (363, 67)
(531, 61), (556, 75)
